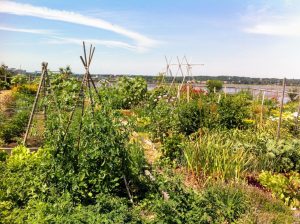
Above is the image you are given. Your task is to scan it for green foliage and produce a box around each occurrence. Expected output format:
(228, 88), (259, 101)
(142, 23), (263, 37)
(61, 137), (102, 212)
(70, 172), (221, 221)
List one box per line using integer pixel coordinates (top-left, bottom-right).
(261, 139), (300, 173)
(99, 77), (147, 110)
(148, 100), (176, 141)
(183, 130), (254, 181)
(206, 80), (223, 93)
(137, 183), (249, 224)
(0, 81), (10, 90)
(58, 65), (73, 78)
(12, 84), (37, 95)
(0, 64), (12, 87)
(1, 193), (138, 224)
(49, 73), (81, 109)
(116, 76), (147, 109)
(161, 133), (185, 161)
(236, 186), (293, 223)
(0, 146), (52, 210)
(11, 74), (28, 86)
(0, 150), (8, 162)
(176, 99), (205, 135)
(45, 109), (131, 201)
(199, 184), (249, 223)
(218, 93), (251, 129)
(0, 110), (29, 143)
(259, 171), (300, 207)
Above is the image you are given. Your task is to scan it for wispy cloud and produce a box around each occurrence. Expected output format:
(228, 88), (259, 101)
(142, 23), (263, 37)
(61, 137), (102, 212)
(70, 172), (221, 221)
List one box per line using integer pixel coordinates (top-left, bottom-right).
(0, 23), (140, 50)
(243, 1), (300, 37)
(244, 17), (300, 36)
(0, 25), (52, 34)
(44, 36), (140, 51)
(0, 1), (157, 51)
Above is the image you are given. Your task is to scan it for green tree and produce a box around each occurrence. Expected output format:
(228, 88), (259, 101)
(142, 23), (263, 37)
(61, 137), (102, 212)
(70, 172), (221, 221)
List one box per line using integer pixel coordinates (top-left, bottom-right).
(59, 65), (72, 78)
(206, 80), (223, 93)
(0, 64), (12, 89)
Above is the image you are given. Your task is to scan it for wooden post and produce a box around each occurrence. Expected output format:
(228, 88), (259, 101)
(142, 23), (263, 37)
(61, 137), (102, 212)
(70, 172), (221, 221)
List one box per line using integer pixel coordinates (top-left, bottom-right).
(217, 94), (221, 103)
(23, 63), (48, 145)
(187, 84), (190, 102)
(276, 78), (286, 142)
(295, 92), (300, 131)
(260, 90), (265, 126)
(224, 86), (227, 97)
(214, 86), (216, 94)
(177, 85), (180, 101)
(43, 70), (47, 122)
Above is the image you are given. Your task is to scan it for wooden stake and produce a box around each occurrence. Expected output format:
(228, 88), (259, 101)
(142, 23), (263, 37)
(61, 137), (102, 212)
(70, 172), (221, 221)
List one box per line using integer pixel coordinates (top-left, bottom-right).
(217, 94), (221, 103)
(187, 84), (190, 102)
(23, 62), (48, 145)
(276, 78), (286, 142)
(295, 92), (300, 131)
(260, 90), (265, 126)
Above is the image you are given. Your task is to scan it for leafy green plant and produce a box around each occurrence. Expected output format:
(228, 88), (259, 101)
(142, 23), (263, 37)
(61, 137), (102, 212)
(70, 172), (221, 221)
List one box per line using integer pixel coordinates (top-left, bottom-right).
(263, 139), (300, 173)
(0, 80), (10, 90)
(176, 99), (205, 135)
(218, 93), (251, 129)
(116, 76), (147, 109)
(0, 110), (29, 143)
(148, 100), (177, 141)
(199, 184), (249, 223)
(259, 171), (300, 207)
(11, 74), (28, 86)
(0, 150), (8, 162)
(161, 133), (185, 161)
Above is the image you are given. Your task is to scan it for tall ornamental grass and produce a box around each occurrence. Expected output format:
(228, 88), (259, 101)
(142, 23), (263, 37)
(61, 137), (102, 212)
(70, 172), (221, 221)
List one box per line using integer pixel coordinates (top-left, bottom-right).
(183, 130), (255, 181)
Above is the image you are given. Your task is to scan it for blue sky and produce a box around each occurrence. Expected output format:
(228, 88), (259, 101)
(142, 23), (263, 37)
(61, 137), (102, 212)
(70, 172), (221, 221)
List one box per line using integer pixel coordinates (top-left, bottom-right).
(0, 0), (300, 78)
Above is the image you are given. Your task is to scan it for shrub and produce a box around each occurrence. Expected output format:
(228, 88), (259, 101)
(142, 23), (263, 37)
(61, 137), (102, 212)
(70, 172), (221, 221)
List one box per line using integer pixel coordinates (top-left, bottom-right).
(176, 99), (205, 135)
(148, 100), (176, 141)
(218, 94), (251, 129)
(0, 110), (29, 143)
(0, 80), (10, 90)
(161, 133), (185, 161)
(206, 80), (223, 93)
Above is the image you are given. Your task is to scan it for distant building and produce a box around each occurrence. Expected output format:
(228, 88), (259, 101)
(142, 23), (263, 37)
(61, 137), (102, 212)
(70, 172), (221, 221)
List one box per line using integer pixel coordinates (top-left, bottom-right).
(7, 68), (26, 74)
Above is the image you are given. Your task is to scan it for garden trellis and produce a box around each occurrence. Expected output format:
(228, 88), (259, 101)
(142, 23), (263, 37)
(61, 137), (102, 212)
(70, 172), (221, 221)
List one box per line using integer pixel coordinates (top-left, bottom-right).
(164, 56), (204, 100)
(62, 41), (101, 146)
(23, 62), (51, 146)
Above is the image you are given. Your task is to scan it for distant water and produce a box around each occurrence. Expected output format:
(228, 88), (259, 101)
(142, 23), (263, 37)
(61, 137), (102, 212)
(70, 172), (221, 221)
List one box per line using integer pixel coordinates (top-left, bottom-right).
(147, 83), (291, 103)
